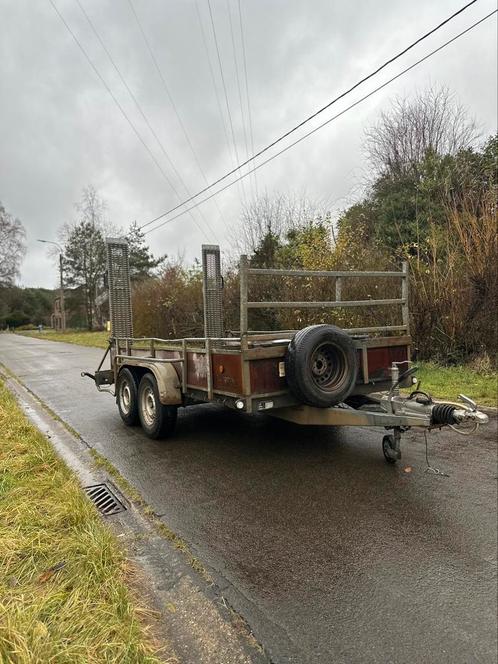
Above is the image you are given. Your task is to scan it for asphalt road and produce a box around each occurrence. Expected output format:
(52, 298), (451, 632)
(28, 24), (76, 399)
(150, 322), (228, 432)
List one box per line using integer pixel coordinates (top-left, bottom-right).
(1, 333), (497, 664)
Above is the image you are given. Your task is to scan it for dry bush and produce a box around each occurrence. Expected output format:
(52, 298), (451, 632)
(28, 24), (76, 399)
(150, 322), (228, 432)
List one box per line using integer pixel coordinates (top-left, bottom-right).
(407, 192), (497, 363)
(132, 260), (203, 338)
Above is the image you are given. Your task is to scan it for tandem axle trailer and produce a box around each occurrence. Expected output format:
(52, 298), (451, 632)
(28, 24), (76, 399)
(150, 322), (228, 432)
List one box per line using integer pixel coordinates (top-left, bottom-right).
(83, 238), (488, 464)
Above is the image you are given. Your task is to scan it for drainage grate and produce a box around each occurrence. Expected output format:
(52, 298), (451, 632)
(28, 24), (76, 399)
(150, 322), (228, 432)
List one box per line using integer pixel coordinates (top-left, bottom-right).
(84, 483), (126, 516)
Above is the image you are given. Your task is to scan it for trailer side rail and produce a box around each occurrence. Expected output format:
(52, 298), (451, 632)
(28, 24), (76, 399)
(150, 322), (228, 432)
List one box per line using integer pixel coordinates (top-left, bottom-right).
(239, 256), (409, 337)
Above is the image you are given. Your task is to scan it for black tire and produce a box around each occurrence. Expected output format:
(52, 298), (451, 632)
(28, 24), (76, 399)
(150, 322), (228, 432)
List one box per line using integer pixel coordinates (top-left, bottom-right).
(285, 324), (358, 408)
(116, 368), (139, 426)
(382, 435), (398, 464)
(137, 373), (177, 439)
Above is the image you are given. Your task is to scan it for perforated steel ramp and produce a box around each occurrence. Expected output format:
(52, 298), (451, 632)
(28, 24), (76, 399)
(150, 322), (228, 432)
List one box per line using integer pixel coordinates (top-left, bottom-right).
(106, 237), (133, 338)
(202, 244), (224, 337)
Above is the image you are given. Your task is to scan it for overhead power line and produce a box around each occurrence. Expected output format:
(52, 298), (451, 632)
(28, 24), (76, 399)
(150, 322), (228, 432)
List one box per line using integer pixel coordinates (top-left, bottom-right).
(143, 10), (496, 236)
(139, 0), (480, 230)
(194, 0), (235, 177)
(237, 0), (258, 197)
(48, 0), (210, 241)
(126, 0), (225, 237)
(119, 0), (218, 240)
(154, 0), (232, 227)
(75, 0), (217, 241)
(227, 0), (251, 195)
(207, 0), (248, 205)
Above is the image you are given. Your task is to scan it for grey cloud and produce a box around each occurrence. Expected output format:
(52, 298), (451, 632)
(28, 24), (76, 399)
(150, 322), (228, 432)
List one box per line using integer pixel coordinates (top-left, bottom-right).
(1, 0), (496, 287)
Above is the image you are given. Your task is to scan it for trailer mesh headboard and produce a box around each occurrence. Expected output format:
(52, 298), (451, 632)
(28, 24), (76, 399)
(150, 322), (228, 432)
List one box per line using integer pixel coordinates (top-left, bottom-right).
(202, 244), (224, 337)
(106, 237), (133, 338)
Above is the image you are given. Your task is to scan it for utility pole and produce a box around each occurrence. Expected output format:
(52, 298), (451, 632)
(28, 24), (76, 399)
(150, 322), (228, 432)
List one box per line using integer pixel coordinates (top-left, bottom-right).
(59, 251), (66, 332)
(38, 239), (66, 332)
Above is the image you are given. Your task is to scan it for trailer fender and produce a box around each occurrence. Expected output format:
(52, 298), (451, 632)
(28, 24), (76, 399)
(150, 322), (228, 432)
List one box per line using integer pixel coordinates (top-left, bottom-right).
(120, 361), (182, 405)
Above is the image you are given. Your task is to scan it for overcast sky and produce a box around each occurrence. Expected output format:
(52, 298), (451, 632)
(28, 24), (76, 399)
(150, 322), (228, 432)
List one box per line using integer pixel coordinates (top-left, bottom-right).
(1, 0), (496, 288)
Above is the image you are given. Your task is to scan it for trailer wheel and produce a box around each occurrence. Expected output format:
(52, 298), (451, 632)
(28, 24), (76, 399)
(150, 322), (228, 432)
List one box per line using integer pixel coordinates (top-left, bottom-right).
(116, 368), (139, 426)
(285, 325), (358, 407)
(382, 435), (398, 464)
(138, 373), (177, 439)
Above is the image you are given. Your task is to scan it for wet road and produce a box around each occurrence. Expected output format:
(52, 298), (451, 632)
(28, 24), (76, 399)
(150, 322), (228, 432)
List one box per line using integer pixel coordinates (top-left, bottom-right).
(1, 333), (497, 664)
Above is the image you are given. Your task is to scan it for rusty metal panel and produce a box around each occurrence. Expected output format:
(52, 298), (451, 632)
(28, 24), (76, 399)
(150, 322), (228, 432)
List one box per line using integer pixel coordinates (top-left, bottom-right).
(186, 352), (244, 394)
(212, 354), (243, 393)
(366, 346), (409, 381)
(106, 238), (133, 338)
(249, 358), (287, 394)
(202, 245), (224, 338)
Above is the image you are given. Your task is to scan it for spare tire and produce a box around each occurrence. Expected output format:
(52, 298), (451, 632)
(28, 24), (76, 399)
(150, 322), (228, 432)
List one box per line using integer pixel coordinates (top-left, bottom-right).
(285, 325), (358, 408)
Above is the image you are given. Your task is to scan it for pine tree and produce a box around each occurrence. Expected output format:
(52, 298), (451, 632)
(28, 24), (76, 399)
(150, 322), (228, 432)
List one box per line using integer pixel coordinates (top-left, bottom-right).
(63, 220), (106, 330)
(126, 222), (166, 281)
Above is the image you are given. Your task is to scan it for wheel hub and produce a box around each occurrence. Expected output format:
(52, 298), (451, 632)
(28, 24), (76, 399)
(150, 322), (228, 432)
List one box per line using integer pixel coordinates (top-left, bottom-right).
(310, 344), (340, 387)
(120, 383), (131, 412)
(141, 386), (156, 426)
(312, 352), (329, 377)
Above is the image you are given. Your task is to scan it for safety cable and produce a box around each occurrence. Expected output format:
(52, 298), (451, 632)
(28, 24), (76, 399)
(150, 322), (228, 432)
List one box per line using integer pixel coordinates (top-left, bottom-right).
(424, 432), (450, 477)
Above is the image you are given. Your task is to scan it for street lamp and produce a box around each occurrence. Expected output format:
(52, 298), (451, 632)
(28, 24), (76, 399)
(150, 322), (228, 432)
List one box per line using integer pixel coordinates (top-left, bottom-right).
(37, 239), (66, 332)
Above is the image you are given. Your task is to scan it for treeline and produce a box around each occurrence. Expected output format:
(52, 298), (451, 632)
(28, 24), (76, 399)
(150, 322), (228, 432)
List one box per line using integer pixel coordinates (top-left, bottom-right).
(336, 135), (496, 363)
(0, 286), (54, 329)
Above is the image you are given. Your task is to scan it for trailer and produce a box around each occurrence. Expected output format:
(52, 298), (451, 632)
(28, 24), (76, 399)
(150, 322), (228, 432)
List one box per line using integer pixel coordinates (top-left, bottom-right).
(83, 238), (488, 464)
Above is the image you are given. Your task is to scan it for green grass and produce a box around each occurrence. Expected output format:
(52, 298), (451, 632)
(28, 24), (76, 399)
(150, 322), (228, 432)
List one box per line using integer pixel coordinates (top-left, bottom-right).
(0, 380), (164, 663)
(413, 361), (497, 408)
(15, 328), (109, 348)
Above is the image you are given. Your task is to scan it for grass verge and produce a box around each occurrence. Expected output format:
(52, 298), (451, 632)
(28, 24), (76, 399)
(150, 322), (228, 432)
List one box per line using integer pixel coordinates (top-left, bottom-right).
(15, 329), (109, 348)
(0, 379), (162, 663)
(413, 362), (497, 408)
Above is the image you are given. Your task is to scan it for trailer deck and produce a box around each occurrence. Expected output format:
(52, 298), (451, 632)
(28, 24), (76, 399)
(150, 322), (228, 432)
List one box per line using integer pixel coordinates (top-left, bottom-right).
(95, 332), (412, 413)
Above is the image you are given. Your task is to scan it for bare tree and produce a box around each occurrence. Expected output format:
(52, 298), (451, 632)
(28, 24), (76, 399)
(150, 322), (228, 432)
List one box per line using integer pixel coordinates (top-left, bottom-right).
(0, 202), (26, 285)
(365, 86), (479, 176)
(236, 192), (329, 265)
(76, 184), (107, 228)
(58, 185), (120, 246)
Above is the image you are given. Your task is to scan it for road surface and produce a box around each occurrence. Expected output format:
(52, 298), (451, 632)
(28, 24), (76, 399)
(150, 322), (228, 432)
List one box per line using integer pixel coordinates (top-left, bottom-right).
(1, 333), (496, 664)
